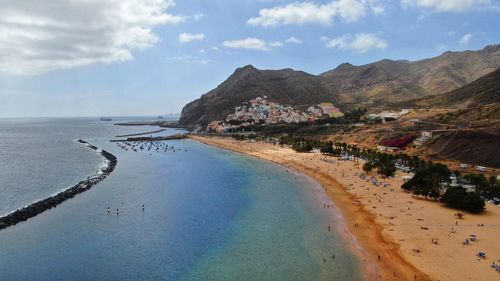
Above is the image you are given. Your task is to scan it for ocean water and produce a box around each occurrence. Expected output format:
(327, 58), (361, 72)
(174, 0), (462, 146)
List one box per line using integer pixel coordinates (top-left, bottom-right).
(0, 118), (363, 281)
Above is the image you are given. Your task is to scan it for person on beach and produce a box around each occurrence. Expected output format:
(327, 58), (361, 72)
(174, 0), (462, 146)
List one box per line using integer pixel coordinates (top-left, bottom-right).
(142, 204), (145, 211)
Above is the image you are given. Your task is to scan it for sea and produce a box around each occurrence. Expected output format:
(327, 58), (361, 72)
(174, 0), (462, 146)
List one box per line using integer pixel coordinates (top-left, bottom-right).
(0, 117), (363, 281)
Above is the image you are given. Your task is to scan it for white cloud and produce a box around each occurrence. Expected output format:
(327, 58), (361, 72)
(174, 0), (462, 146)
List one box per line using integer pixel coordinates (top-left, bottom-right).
(178, 33), (206, 43)
(323, 33), (388, 53)
(368, 0), (386, 15)
(247, 0), (370, 26)
(459, 33), (473, 45)
(191, 13), (204, 21)
(269, 41), (284, 47)
(222, 37), (302, 51)
(222, 38), (271, 51)
(0, 0), (184, 75)
(401, 0), (499, 12)
(285, 36), (303, 44)
(166, 55), (210, 64)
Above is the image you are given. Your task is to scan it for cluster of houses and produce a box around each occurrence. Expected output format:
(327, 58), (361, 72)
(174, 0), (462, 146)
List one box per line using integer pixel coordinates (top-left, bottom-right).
(207, 96), (343, 133)
(367, 109), (412, 122)
(413, 131), (433, 146)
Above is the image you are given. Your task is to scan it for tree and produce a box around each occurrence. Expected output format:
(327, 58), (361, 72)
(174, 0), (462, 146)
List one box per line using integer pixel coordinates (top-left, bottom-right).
(377, 160), (396, 177)
(462, 193), (485, 213)
(464, 174), (489, 189)
(401, 163), (451, 199)
(363, 162), (373, 172)
(489, 176), (498, 186)
(441, 186), (485, 213)
(441, 186), (467, 209)
(292, 141), (313, 153)
(465, 173), (499, 199)
(320, 141), (334, 155)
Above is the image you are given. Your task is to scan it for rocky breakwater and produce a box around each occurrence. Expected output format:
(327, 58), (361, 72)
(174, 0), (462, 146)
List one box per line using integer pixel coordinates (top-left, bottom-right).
(0, 139), (117, 231)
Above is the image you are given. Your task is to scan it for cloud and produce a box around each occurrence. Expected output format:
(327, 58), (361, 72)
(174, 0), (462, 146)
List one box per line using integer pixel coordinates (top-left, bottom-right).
(285, 36), (303, 44)
(0, 0), (184, 75)
(179, 33), (206, 43)
(191, 13), (204, 21)
(269, 41), (284, 47)
(222, 38), (272, 51)
(459, 33), (473, 45)
(247, 0), (371, 26)
(323, 33), (388, 53)
(166, 55), (210, 64)
(368, 0), (386, 15)
(222, 37), (302, 51)
(401, 0), (500, 12)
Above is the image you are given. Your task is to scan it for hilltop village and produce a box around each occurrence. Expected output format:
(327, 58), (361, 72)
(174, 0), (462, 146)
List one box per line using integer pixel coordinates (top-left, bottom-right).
(207, 96), (344, 133)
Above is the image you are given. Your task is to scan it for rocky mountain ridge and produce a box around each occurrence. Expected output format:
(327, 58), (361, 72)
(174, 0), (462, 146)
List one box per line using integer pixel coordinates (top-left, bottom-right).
(180, 44), (500, 125)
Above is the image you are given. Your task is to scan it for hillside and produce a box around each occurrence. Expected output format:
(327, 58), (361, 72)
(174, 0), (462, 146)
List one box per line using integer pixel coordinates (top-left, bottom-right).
(393, 67), (500, 109)
(319, 44), (500, 107)
(180, 65), (334, 125)
(426, 128), (500, 168)
(180, 44), (500, 125)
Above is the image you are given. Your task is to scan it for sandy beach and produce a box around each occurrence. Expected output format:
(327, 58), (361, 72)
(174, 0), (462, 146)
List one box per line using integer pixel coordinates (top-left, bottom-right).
(191, 135), (500, 281)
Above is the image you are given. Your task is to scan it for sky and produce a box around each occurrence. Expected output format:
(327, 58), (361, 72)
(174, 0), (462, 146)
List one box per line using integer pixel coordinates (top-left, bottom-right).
(0, 0), (499, 117)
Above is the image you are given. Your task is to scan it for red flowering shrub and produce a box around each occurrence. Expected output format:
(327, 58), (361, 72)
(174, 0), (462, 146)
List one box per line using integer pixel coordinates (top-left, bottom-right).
(380, 134), (417, 148)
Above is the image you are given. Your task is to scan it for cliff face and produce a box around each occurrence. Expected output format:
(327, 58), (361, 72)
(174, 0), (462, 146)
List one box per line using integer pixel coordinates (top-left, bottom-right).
(180, 44), (500, 125)
(179, 65), (334, 125)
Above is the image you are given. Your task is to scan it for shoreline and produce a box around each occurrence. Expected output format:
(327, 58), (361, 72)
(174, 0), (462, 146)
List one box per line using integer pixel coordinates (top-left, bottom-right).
(191, 135), (421, 281)
(0, 139), (117, 231)
(192, 135), (500, 281)
(242, 150), (381, 280)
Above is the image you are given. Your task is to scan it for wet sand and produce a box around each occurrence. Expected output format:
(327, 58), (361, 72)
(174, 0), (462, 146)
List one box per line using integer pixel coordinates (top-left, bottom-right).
(192, 136), (500, 281)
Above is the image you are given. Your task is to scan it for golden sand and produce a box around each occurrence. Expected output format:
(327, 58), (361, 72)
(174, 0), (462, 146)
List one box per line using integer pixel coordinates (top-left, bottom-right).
(191, 136), (500, 281)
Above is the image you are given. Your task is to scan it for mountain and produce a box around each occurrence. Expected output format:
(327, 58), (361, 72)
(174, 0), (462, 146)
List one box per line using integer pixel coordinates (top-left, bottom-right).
(427, 128), (500, 168)
(395, 67), (500, 108)
(179, 65), (334, 125)
(180, 44), (500, 125)
(319, 44), (500, 107)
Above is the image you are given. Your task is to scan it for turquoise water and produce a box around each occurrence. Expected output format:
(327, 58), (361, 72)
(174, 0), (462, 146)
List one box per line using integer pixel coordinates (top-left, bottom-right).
(0, 118), (363, 280)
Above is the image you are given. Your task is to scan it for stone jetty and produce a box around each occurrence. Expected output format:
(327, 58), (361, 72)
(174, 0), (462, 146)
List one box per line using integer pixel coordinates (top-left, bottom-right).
(0, 139), (117, 231)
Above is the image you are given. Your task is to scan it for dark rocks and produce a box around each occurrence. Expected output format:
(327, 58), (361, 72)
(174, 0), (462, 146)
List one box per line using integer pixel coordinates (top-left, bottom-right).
(0, 140), (117, 231)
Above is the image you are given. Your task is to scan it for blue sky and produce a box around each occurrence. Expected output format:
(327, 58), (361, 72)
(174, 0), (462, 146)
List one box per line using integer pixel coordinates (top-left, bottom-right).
(0, 0), (499, 117)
